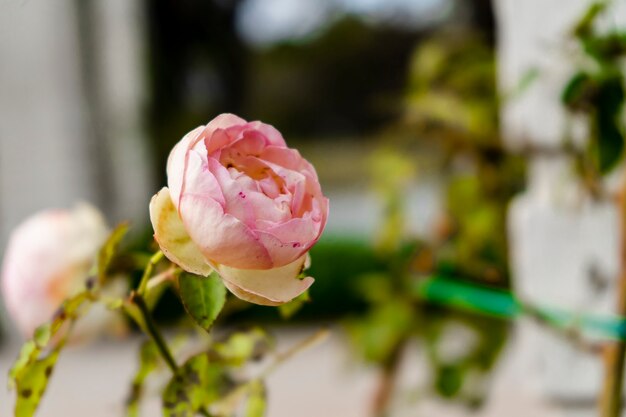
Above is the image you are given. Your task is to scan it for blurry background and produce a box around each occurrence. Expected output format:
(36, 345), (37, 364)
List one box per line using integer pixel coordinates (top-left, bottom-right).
(2, 0), (626, 416)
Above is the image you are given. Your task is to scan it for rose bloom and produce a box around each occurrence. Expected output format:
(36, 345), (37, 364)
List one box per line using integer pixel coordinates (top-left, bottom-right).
(1, 204), (110, 337)
(150, 113), (329, 306)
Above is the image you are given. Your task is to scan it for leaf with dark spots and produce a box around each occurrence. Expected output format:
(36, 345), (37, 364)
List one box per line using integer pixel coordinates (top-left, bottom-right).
(8, 290), (94, 417)
(178, 272), (226, 333)
(13, 348), (61, 417)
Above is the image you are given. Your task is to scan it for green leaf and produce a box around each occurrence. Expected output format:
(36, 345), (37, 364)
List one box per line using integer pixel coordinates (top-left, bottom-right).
(14, 349), (61, 417)
(593, 76), (625, 173)
(278, 290), (310, 319)
(126, 341), (160, 417)
(435, 364), (464, 398)
(178, 272), (226, 333)
(8, 290), (94, 417)
(573, 2), (606, 38)
(213, 328), (273, 367)
(97, 222), (129, 284)
(8, 342), (38, 390)
(162, 354), (225, 417)
(561, 71), (594, 110)
(245, 381), (267, 417)
(346, 302), (414, 363)
(594, 112), (624, 173)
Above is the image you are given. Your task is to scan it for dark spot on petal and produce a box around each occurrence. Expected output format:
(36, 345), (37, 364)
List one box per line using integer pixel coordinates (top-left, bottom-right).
(238, 192), (246, 199)
(292, 243), (301, 248)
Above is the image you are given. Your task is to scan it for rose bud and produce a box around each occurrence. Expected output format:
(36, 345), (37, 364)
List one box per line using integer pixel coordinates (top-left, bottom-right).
(150, 113), (329, 306)
(1, 204), (110, 338)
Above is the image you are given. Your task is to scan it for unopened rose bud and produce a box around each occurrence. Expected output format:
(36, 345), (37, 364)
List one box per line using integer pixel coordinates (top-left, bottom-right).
(1, 204), (109, 337)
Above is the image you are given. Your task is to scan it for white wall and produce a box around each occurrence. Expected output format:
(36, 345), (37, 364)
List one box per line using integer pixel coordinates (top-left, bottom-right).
(497, 0), (626, 409)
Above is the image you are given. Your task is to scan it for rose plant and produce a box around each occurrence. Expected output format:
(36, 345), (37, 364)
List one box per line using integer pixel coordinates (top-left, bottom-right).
(3, 114), (329, 417)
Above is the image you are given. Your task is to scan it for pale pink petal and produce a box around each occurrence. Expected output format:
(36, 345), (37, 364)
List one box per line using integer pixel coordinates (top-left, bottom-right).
(256, 216), (320, 243)
(261, 146), (319, 180)
(167, 126), (205, 209)
(228, 129), (267, 155)
(178, 193), (273, 269)
(255, 231), (311, 266)
(208, 158), (258, 226)
(149, 187), (213, 276)
(205, 127), (236, 155)
(221, 280), (282, 306)
(209, 158), (290, 227)
(204, 114), (248, 154)
(208, 113), (247, 128)
(182, 150), (225, 207)
(254, 198), (328, 267)
(214, 255), (313, 305)
(246, 121), (287, 147)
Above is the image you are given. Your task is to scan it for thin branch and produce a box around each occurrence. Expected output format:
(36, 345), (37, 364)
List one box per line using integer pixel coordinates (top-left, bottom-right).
(371, 339), (407, 417)
(137, 250), (164, 295)
(599, 174), (626, 417)
(212, 328), (330, 414)
(130, 291), (178, 374)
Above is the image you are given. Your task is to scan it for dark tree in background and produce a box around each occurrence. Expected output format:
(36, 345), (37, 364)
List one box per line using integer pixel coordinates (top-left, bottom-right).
(145, 0), (495, 184)
(146, 0), (248, 185)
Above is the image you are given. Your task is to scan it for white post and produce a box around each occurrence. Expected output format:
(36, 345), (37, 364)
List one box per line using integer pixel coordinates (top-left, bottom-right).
(497, 0), (626, 411)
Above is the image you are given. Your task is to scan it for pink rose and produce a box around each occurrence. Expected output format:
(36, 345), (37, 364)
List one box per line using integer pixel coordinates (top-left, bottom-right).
(150, 113), (329, 306)
(1, 204), (109, 337)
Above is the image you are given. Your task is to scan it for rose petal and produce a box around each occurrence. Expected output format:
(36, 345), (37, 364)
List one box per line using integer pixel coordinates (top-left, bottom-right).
(149, 187), (213, 276)
(221, 280), (283, 306)
(255, 230), (311, 266)
(204, 114), (248, 154)
(256, 216), (320, 244)
(178, 193), (273, 269)
(261, 146), (319, 181)
(209, 158), (290, 227)
(246, 121), (287, 147)
(182, 150), (225, 207)
(214, 255), (313, 305)
(167, 126), (205, 210)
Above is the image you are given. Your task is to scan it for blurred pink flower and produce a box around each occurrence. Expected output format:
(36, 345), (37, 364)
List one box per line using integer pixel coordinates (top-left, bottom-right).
(150, 113), (329, 306)
(1, 204), (109, 337)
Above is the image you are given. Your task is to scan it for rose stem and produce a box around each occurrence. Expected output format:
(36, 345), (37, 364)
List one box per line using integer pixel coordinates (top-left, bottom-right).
(137, 250), (164, 295)
(599, 173), (626, 417)
(130, 292), (213, 417)
(371, 339), (407, 417)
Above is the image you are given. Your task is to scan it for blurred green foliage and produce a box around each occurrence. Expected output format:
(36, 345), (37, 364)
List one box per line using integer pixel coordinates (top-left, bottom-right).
(342, 31), (523, 410)
(562, 1), (626, 177)
(404, 32), (525, 287)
